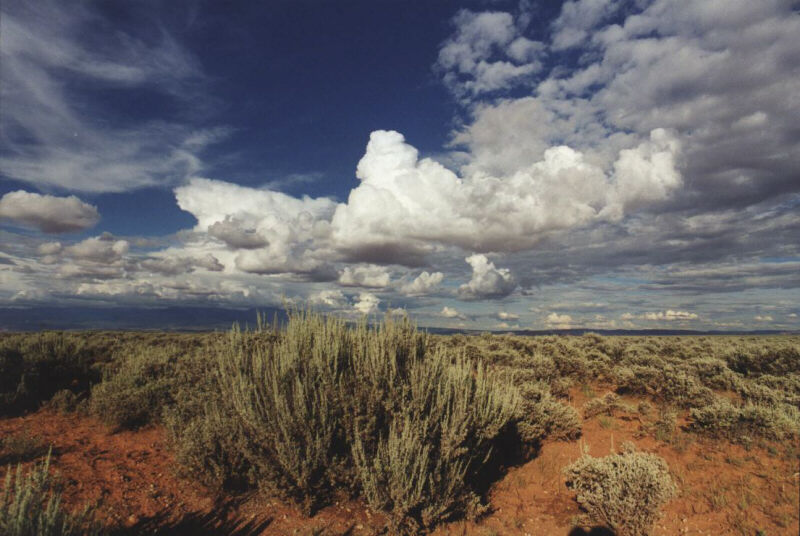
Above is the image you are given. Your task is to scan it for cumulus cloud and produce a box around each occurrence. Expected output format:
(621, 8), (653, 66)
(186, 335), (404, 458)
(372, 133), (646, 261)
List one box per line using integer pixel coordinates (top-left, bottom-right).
(0, 191), (99, 232)
(64, 233), (129, 263)
(176, 177), (337, 277)
(641, 310), (698, 321)
(207, 217), (268, 249)
(332, 130), (681, 255)
(37, 242), (62, 256)
(436, 10), (543, 97)
(338, 265), (391, 288)
(545, 312), (573, 328)
(497, 310), (519, 321)
(401, 271), (444, 296)
(754, 315), (773, 322)
(550, 0), (623, 50)
(353, 292), (380, 315)
(440, 306), (467, 320)
(309, 289), (349, 309)
(140, 254), (223, 275)
(458, 254), (516, 300)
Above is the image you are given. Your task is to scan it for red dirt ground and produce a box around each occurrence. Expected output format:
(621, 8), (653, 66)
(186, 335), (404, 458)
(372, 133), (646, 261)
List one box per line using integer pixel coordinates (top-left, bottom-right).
(1, 388), (797, 535)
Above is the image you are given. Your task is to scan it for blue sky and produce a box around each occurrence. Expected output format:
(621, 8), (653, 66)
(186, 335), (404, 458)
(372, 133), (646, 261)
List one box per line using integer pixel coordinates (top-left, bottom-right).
(1, 0), (799, 331)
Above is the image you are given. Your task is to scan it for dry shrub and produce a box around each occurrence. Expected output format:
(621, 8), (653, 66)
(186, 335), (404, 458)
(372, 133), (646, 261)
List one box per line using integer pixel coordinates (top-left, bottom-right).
(353, 354), (516, 533)
(583, 393), (621, 418)
(0, 451), (98, 536)
(683, 357), (740, 390)
(178, 311), (521, 532)
(516, 382), (581, 444)
(0, 333), (98, 416)
(564, 445), (677, 536)
(89, 347), (178, 430)
(614, 365), (715, 408)
(689, 399), (799, 442)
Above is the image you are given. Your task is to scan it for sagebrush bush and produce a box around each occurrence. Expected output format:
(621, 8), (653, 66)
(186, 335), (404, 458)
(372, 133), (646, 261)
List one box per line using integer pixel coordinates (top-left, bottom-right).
(614, 365), (715, 408)
(89, 347), (179, 429)
(564, 445), (677, 536)
(683, 357), (740, 391)
(0, 452), (97, 536)
(583, 393), (621, 418)
(0, 333), (98, 416)
(176, 311), (522, 532)
(516, 382), (581, 445)
(724, 344), (800, 376)
(0, 431), (49, 465)
(353, 354), (517, 533)
(689, 399), (799, 442)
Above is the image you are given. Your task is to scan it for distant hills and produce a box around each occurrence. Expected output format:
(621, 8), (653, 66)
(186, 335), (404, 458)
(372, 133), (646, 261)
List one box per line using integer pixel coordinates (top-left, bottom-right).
(0, 306), (795, 335)
(0, 306), (286, 332)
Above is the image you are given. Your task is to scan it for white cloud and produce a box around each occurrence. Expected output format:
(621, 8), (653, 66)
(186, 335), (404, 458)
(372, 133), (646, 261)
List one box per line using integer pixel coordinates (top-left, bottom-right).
(139, 254), (223, 275)
(0, 191), (99, 233)
(545, 312), (573, 328)
(353, 292), (380, 315)
(401, 271), (444, 296)
(436, 10), (544, 98)
(497, 310), (519, 321)
(458, 254), (516, 300)
(64, 234), (129, 263)
(207, 217), (268, 249)
(37, 241), (63, 256)
(440, 306), (467, 320)
(0, 2), (222, 192)
(309, 289), (349, 309)
(754, 315), (773, 322)
(175, 177), (337, 277)
(641, 310), (698, 321)
(551, 0), (623, 50)
(338, 265), (391, 288)
(332, 130), (681, 255)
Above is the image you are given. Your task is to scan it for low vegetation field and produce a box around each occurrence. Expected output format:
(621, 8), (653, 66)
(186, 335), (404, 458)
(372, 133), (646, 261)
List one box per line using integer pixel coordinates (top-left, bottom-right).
(1, 312), (798, 535)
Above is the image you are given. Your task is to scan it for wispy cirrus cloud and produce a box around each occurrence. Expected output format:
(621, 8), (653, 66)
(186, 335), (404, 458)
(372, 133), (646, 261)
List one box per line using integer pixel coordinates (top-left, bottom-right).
(0, 0), (224, 193)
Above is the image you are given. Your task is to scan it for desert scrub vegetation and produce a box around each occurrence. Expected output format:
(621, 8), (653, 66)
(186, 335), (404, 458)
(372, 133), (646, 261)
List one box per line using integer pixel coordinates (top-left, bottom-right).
(89, 345), (183, 429)
(0, 430), (49, 465)
(688, 399), (799, 442)
(0, 332), (100, 416)
(2, 324), (799, 531)
(564, 443), (677, 536)
(0, 451), (97, 536)
(164, 311), (524, 533)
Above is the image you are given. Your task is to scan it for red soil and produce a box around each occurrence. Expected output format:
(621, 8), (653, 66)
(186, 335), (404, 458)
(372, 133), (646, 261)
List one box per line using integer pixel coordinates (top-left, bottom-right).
(2, 389), (797, 535)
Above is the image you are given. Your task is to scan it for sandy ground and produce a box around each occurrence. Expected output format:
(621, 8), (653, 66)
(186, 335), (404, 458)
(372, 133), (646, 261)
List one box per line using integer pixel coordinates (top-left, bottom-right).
(2, 388), (797, 535)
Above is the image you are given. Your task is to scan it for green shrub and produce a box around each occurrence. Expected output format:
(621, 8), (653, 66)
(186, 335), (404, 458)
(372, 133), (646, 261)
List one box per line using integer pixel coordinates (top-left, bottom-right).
(0, 333), (98, 416)
(89, 347), (177, 429)
(583, 393), (621, 418)
(614, 365), (715, 408)
(725, 344), (800, 376)
(0, 431), (49, 465)
(564, 445), (677, 536)
(46, 390), (81, 414)
(353, 354), (516, 533)
(516, 382), (581, 445)
(182, 311), (522, 532)
(683, 357), (740, 390)
(688, 399), (799, 442)
(0, 451), (97, 536)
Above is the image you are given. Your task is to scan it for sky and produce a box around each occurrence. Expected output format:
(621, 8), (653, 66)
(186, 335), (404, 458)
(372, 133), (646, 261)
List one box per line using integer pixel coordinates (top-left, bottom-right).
(1, 0), (799, 331)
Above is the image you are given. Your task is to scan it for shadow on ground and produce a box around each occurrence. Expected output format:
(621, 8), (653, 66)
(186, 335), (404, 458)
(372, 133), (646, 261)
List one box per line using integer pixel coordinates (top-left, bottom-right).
(108, 510), (273, 536)
(569, 526), (615, 536)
